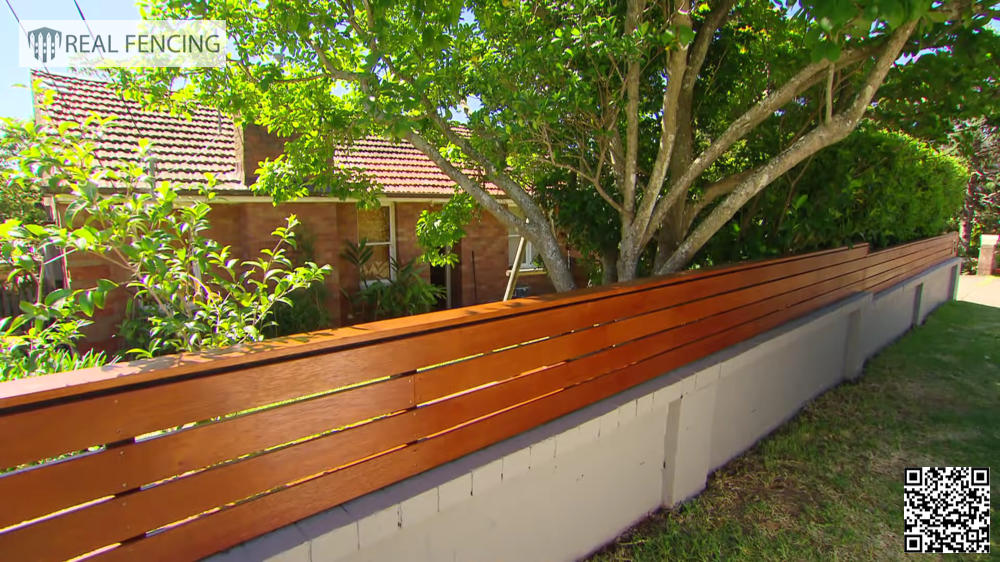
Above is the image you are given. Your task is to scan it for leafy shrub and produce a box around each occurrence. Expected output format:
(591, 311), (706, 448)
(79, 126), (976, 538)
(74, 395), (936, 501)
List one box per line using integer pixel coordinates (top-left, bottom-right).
(341, 239), (444, 321)
(0, 118), (47, 223)
(415, 191), (476, 267)
(949, 118), (999, 273)
(265, 225), (332, 337)
(114, 196), (330, 357)
(0, 220), (113, 381)
(697, 124), (969, 265)
(0, 110), (331, 379)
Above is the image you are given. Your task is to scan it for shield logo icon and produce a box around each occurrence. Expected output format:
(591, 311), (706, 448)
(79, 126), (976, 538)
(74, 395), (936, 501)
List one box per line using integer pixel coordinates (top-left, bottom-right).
(27, 27), (62, 64)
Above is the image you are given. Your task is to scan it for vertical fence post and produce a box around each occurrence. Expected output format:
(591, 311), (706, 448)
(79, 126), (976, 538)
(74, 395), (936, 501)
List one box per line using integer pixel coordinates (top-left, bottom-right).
(977, 234), (997, 276)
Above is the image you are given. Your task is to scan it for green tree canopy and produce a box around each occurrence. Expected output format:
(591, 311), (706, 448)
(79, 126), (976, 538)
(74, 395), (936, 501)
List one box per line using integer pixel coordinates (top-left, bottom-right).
(127, 0), (998, 290)
(873, 25), (999, 143)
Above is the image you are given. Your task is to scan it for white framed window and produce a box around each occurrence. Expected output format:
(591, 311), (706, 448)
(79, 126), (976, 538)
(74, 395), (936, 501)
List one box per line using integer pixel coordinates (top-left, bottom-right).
(506, 205), (543, 272)
(357, 203), (396, 284)
(508, 231), (543, 271)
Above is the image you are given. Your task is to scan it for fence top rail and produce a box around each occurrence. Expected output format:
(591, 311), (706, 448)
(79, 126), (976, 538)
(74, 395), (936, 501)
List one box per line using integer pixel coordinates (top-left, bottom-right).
(0, 235), (952, 410)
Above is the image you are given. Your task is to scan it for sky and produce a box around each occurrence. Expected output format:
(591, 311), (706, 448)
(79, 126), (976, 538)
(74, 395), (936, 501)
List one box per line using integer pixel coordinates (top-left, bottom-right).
(1, 0), (141, 120)
(1, 3), (996, 122)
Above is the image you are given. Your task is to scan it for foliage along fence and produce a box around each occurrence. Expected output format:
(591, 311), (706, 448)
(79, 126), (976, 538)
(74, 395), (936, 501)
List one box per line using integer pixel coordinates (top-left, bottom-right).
(0, 233), (957, 561)
(0, 246), (65, 318)
(0, 283), (33, 318)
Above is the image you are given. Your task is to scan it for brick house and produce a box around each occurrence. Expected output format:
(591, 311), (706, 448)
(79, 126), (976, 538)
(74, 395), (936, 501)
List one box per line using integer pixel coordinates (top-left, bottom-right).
(31, 71), (562, 352)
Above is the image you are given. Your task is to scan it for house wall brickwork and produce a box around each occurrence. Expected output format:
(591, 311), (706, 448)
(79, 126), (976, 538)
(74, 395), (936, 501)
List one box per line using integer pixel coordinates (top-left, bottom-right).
(335, 203), (361, 325)
(460, 212), (513, 305)
(63, 252), (130, 355)
(394, 202), (432, 280)
(236, 124), (561, 306)
(207, 202), (345, 325)
(32, 72), (565, 355)
(58, 198), (556, 353)
(458, 212), (557, 305)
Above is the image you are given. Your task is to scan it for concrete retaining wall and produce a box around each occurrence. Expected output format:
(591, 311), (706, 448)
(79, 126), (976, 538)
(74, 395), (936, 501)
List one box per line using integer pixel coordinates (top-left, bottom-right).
(209, 259), (960, 562)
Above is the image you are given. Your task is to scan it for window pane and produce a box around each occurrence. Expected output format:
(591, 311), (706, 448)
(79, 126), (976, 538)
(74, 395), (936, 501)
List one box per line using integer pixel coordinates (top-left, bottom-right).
(358, 206), (390, 243)
(523, 243), (536, 268)
(508, 235), (539, 269)
(508, 234), (521, 267)
(362, 244), (391, 279)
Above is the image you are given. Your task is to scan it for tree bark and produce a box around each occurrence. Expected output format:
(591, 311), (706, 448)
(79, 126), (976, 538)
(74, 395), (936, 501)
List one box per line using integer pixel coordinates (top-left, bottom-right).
(616, 227), (642, 282)
(655, 20), (919, 274)
(653, 201), (689, 272)
(403, 132), (577, 292)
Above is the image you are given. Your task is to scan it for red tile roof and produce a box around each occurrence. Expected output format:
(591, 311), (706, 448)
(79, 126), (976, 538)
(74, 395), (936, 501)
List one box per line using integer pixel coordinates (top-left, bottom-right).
(32, 71), (244, 190)
(32, 71), (490, 198)
(334, 136), (497, 197)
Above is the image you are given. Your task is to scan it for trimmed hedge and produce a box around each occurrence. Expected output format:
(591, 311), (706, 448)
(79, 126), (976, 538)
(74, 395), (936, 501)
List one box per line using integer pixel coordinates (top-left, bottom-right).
(698, 124), (969, 265)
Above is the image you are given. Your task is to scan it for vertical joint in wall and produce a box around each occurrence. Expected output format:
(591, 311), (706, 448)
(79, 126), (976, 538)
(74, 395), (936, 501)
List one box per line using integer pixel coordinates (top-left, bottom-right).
(911, 283), (924, 326)
(661, 382), (717, 508)
(947, 263), (960, 301)
(842, 306), (865, 381)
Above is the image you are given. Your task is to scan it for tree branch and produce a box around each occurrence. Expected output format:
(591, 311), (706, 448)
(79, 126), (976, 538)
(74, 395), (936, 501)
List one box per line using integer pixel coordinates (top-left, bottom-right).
(621, 0), (647, 218)
(685, 169), (752, 221)
(644, 41), (879, 245)
(641, 0), (733, 246)
(372, 48), (550, 233)
(540, 126), (625, 215)
(682, 0), (736, 97)
(301, 17), (542, 262)
(641, 1), (690, 227)
(299, 34), (370, 83)
(656, 19), (918, 274)
(825, 65), (835, 123)
(401, 131), (526, 233)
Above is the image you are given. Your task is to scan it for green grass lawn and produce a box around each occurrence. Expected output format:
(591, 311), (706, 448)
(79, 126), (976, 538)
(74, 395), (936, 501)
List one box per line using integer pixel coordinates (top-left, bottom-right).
(591, 301), (999, 561)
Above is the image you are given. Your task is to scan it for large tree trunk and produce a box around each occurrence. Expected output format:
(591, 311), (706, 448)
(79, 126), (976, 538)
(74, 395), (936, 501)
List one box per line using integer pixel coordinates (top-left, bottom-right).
(616, 226), (643, 281)
(653, 201), (689, 272)
(536, 231), (576, 292)
(600, 247), (619, 285)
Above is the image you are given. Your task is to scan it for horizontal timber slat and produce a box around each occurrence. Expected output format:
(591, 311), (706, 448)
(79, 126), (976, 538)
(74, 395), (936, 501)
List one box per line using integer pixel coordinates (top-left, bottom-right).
(2, 256), (858, 559)
(412, 247), (892, 404)
(0, 377), (415, 530)
(0, 243), (877, 470)
(866, 249), (954, 293)
(0, 234), (956, 562)
(0, 243), (873, 410)
(96, 258), (884, 562)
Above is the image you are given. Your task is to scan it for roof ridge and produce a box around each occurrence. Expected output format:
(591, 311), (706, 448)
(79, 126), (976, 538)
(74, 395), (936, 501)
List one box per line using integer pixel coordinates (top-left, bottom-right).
(30, 70), (117, 87)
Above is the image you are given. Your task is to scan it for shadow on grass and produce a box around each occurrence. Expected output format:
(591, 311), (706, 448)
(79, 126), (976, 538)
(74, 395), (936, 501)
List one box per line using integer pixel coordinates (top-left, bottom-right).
(590, 301), (999, 561)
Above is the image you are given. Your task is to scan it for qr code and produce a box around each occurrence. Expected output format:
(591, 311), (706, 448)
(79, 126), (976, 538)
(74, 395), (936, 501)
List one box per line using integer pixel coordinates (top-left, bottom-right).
(904, 467), (990, 553)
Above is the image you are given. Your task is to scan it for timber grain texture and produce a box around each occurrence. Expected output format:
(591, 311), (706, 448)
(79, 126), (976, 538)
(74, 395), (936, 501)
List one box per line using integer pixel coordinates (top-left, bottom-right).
(0, 234), (957, 561)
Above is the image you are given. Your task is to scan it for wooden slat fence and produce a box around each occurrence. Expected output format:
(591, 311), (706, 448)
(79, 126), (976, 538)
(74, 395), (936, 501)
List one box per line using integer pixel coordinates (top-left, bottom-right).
(0, 234), (957, 561)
